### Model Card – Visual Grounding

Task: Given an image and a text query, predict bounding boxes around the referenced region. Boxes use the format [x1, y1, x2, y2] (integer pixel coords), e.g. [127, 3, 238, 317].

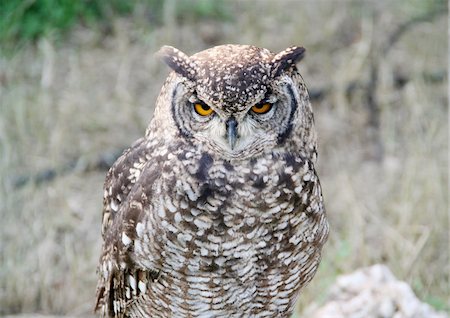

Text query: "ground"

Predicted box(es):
[0, 1, 448, 316]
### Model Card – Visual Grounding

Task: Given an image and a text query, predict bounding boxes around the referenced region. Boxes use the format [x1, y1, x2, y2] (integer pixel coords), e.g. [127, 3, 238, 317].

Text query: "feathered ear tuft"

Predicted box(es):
[271, 46, 305, 78]
[157, 46, 197, 81]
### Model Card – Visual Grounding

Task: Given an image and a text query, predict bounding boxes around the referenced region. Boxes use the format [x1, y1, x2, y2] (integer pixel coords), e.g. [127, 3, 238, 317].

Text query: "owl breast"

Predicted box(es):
[131, 142, 328, 317]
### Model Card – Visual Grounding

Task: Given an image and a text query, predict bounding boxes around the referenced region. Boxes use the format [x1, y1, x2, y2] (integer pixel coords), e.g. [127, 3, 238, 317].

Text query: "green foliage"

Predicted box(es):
[175, 0, 230, 22]
[424, 295, 449, 312]
[413, 280, 450, 312]
[0, 0, 229, 50]
[0, 0, 131, 44]
[407, 0, 447, 14]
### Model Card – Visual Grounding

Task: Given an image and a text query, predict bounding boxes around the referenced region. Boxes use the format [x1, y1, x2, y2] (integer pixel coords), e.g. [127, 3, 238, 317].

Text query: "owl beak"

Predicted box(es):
[226, 117, 238, 150]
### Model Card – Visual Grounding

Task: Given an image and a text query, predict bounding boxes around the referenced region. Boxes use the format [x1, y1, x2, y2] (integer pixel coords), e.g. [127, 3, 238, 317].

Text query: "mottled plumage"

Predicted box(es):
[95, 44, 329, 317]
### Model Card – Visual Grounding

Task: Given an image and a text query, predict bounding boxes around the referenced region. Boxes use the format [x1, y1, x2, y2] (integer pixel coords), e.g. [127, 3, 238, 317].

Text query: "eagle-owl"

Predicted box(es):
[95, 44, 329, 318]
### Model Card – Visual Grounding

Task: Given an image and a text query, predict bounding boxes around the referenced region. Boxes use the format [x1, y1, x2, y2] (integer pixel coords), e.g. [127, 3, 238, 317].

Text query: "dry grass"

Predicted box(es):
[0, 1, 448, 316]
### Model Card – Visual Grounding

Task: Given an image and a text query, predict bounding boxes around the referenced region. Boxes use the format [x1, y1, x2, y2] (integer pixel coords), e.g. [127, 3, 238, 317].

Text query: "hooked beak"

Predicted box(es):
[226, 117, 238, 150]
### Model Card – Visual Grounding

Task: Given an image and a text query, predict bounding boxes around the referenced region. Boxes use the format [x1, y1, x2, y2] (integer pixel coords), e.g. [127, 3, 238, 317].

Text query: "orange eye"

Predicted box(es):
[194, 102, 214, 116]
[251, 102, 272, 114]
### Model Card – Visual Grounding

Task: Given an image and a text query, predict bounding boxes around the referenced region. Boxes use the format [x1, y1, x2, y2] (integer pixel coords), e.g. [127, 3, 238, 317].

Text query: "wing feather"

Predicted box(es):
[95, 138, 161, 317]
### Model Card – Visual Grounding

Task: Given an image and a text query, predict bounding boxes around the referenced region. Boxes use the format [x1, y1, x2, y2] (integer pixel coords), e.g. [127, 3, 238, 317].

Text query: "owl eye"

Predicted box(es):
[251, 102, 272, 114]
[193, 102, 214, 116]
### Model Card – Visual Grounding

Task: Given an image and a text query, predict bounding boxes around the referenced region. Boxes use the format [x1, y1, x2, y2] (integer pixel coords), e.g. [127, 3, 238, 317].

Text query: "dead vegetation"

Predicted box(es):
[0, 1, 447, 316]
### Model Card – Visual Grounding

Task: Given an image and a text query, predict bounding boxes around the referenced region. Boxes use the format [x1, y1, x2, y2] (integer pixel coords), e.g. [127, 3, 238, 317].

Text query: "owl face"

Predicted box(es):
[158, 45, 310, 160]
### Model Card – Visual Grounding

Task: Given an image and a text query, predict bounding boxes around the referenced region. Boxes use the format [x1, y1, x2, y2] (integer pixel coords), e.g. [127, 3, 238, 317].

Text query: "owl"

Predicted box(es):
[95, 44, 329, 318]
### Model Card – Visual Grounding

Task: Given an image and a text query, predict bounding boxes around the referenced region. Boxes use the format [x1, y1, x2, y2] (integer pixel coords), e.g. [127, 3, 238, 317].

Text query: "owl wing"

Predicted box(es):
[95, 137, 161, 317]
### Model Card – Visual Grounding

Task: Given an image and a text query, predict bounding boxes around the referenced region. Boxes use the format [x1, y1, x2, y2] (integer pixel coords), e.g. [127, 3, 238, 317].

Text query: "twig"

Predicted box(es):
[382, 5, 446, 56]
[365, 4, 446, 161]
[11, 148, 125, 189]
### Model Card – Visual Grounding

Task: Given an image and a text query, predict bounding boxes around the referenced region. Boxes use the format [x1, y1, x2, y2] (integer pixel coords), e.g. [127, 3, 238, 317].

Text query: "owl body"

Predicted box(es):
[96, 45, 328, 317]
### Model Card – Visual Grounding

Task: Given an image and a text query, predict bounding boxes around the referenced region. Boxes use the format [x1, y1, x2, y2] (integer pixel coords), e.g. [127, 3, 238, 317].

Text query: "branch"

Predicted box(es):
[364, 4, 446, 161]
[11, 148, 125, 189]
[382, 5, 446, 56]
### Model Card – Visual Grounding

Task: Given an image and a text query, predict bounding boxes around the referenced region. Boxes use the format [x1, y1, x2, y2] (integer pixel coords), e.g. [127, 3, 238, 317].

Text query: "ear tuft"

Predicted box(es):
[157, 46, 197, 81]
[271, 46, 305, 78]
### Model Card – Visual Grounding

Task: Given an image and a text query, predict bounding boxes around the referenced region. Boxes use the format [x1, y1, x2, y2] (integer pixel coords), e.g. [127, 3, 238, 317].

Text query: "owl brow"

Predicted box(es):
[188, 95, 209, 108]
[255, 98, 270, 106]
[188, 95, 199, 103]
[257, 90, 276, 105]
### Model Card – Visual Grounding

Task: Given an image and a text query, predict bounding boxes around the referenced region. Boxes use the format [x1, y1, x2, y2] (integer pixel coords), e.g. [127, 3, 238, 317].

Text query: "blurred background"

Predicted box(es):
[0, 0, 448, 317]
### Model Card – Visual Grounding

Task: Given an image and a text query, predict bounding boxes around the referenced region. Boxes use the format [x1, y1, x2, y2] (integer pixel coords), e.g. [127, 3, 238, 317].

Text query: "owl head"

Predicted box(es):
[153, 44, 317, 161]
